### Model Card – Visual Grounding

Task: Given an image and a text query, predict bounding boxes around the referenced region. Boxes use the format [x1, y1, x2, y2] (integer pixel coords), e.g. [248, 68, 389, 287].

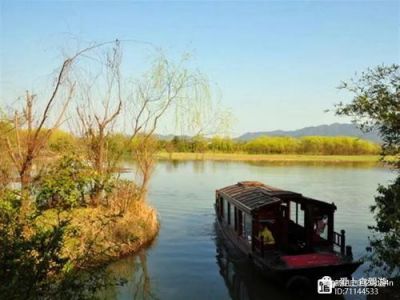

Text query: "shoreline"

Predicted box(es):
[156, 152, 384, 163]
[59, 202, 160, 269]
[112, 204, 160, 264]
[116, 208, 160, 259]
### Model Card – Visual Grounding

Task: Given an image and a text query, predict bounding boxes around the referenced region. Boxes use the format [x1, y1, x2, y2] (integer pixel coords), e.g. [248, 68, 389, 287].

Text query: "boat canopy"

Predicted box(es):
[217, 181, 336, 214]
[217, 181, 282, 214]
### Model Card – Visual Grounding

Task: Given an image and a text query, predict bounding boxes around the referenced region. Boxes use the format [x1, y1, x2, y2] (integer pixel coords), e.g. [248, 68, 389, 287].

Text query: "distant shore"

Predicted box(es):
[156, 152, 386, 163]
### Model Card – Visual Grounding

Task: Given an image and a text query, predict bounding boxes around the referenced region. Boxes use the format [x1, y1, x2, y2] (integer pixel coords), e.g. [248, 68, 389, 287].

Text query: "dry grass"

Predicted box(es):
[64, 201, 159, 268]
[36, 194, 159, 269]
[156, 152, 385, 163]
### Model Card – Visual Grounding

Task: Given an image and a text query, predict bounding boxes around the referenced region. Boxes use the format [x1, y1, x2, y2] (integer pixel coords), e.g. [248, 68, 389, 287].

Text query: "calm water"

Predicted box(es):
[106, 160, 395, 300]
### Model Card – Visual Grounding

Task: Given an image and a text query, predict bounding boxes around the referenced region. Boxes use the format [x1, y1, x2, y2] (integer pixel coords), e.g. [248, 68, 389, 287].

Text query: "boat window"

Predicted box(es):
[237, 209, 243, 235]
[228, 202, 231, 224]
[234, 207, 237, 231]
[219, 197, 224, 217]
[223, 198, 229, 223]
[229, 204, 235, 228]
[290, 201, 304, 226]
[243, 213, 252, 243]
[313, 214, 328, 241]
[217, 196, 223, 218]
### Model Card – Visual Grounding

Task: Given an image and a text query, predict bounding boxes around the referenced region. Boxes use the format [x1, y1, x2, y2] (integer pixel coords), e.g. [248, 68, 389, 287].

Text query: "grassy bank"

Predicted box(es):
[0, 154, 161, 298]
[156, 152, 384, 163]
[37, 201, 159, 267]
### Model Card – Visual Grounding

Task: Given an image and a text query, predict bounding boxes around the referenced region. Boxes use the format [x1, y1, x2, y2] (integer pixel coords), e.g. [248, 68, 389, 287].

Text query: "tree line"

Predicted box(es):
[40, 130, 381, 156]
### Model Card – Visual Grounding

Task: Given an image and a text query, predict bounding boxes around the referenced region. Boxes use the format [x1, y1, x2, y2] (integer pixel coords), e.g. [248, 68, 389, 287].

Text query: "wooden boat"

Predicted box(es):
[215, 181, 362, 290]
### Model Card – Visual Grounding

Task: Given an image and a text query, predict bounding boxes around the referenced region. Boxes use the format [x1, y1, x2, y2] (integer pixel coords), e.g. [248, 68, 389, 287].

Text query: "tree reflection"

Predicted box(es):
[105, 251, 158, 300]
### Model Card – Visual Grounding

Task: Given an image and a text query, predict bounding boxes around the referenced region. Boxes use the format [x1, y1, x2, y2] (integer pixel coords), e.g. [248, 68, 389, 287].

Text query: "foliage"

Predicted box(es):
[159, 135, 380, 155]
[35, 156, 95, 210]
[107, 133, 130, 158]
[367, 177, 400, 277]
[336, 64, 400, 162]
[244, 136, 300, 154]
[48, 130, 78, 154]
[209, 136, 235, 153]
[336, 64, 400, 278]
[0, 188, 115, 299]
[0, 42, 227, 298]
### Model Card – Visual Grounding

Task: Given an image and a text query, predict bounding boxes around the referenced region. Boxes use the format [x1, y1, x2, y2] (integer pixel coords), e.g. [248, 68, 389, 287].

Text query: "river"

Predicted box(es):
[105, 160, 395, 300]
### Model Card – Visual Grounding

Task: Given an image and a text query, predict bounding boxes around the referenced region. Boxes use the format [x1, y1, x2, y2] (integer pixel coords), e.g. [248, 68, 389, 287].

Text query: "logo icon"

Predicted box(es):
[318, 276, 334, 294]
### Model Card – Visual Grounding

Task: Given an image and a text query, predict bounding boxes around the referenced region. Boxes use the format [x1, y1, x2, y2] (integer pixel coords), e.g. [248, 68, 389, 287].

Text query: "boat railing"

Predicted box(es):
[253, 236, 275, 257]
[333, 229, 346, 255]
[252, 236, 263, 256]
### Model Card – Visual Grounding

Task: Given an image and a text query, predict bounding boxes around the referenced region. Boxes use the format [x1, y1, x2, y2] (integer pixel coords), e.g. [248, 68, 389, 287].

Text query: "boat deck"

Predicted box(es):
[281, 252, 341, 268]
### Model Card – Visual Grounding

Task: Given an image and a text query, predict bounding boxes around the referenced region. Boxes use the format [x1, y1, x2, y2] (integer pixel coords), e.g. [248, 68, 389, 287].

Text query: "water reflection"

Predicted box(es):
[108, 160, 393, 300]
[241, 160, 382, 169]
[214, 223, 291, 300]
[160, 159, 384, 169]
[107, 251, 158, 300]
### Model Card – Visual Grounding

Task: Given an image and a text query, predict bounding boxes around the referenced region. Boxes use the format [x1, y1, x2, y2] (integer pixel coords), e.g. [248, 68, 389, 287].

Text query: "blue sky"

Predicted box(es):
[1, 0, 399, 136]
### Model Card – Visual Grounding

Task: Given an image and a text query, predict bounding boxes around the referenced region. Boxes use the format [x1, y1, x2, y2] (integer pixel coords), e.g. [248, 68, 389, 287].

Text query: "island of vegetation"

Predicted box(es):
[0, 41, 228, 299]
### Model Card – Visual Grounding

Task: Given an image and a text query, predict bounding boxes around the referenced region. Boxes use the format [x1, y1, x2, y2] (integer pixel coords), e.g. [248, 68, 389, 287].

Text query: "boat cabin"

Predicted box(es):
[215, 181, 347, 256]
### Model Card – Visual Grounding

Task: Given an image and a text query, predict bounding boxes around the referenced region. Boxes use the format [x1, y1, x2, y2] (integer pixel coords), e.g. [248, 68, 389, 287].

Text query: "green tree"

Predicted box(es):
[34, 156, 95, 210]
[336, 64, 400, 277]
[0, 188, 114, 299]
[191, 135, 208, 153]
[336, 64, 399, 162]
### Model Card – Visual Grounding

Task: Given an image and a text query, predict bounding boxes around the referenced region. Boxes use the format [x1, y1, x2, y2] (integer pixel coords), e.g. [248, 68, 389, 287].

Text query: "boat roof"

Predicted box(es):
[217, 181, 283, 214]
[217, 181, 336, 214]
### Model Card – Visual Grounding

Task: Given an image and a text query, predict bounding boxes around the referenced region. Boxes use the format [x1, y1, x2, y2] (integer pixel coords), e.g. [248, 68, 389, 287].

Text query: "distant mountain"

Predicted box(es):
[237, 123, 381, 142]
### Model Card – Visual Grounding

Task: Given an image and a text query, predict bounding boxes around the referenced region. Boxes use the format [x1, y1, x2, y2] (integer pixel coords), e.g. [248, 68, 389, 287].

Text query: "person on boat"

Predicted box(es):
[315, 215, 328, 235]
[258, 223, 275, 245]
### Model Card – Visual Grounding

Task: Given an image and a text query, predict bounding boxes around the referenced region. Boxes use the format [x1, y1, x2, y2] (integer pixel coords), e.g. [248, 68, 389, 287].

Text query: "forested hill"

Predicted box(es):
[238, 123, 381, 142]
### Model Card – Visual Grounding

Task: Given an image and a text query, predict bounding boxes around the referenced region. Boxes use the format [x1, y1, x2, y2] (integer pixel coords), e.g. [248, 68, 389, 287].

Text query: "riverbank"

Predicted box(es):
[156, 152, 383, 163]
[37, 200, 159, 268]
[73, 202, 159, 266]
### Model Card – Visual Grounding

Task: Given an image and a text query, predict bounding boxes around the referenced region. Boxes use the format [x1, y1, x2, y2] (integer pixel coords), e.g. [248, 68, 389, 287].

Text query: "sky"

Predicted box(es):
[1, 0, 399, 136]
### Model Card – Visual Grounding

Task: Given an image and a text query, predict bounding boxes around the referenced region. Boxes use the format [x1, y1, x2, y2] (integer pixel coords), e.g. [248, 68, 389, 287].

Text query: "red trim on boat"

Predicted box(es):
[281, 253, 341, 268]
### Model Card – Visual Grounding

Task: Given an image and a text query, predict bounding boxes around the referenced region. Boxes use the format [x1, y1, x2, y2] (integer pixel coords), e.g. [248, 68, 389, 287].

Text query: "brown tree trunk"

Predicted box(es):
[19, 156, 33, 191]
[91, 128, 106, 206]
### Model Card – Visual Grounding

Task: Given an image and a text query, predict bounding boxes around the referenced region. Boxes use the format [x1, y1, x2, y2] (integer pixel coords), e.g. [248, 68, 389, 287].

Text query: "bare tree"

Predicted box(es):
[5, 79, 75, 191]
[73, 42, 124, 205]
[76, 42, 123, 173]
[3, 40, 122, 193]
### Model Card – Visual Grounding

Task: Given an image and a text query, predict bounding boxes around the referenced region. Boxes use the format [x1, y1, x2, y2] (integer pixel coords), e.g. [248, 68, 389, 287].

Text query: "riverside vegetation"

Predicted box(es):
[0, 41, 229, 299]
[43, 130, 382, 159]
[335, 64, 400, 295]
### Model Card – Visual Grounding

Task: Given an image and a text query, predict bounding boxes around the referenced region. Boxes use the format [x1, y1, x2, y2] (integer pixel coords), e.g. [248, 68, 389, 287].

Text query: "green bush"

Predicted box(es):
[0, 188, 69, 299]
[35, 156, 95, 210]
[244, 136, 300, 154]
[48, 130, 78, 154]
[0, 188, 116, 299]
[243, 136, 380, 155]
